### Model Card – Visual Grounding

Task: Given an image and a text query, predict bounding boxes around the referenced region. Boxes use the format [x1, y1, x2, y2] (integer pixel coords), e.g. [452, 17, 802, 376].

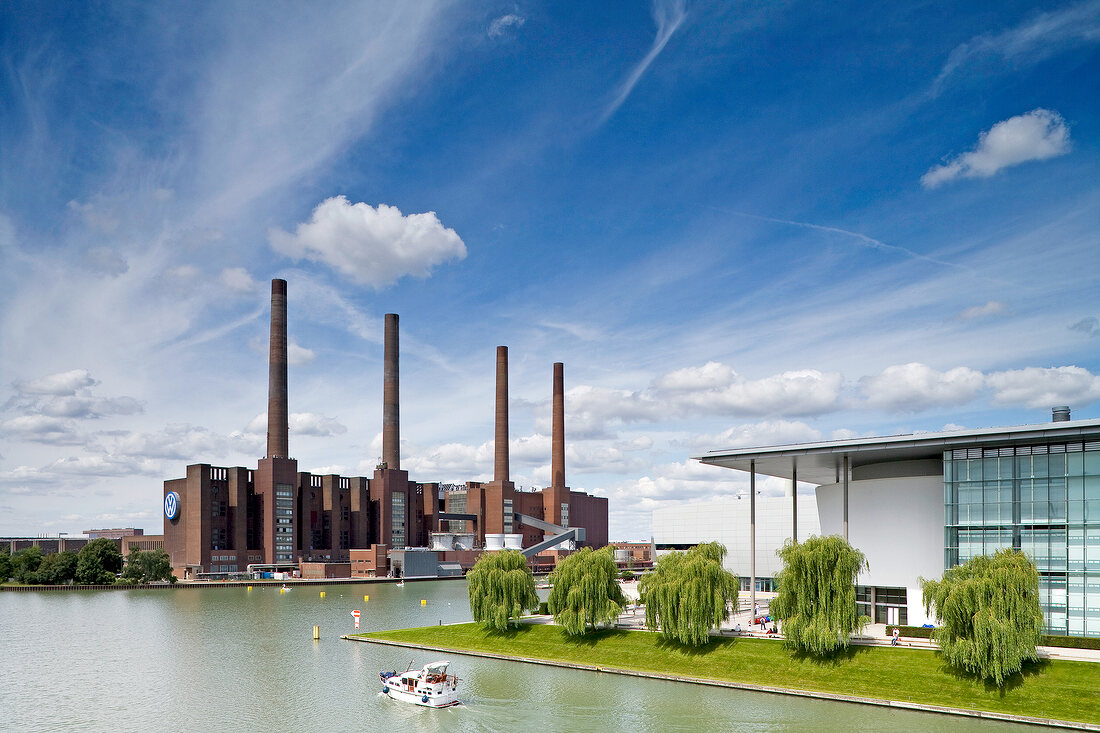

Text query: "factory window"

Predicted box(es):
[341, 507, 350, 521]
[391, 492, 406, 548]
[560, 503, 569, 528]
[447, 492, 467, 533]
[311, 530, 322, 549]
[503, 498, 513, 533]
[340, 530, 349, 549]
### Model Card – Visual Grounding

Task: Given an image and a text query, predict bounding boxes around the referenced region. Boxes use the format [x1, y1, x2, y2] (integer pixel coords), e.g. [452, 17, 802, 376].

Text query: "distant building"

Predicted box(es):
[653, 494, 820, 591]
[2, 536, 91, 555]
[85, 528, 143, 540]
[163, 280, 607, 579]
[610, 541, 653, 567]
[120, 535, 164, 556]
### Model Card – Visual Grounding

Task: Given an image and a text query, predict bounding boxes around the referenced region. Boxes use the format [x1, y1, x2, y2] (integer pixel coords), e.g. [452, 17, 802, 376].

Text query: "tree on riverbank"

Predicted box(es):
[11, 545, 44, 583]
[921, 548, 1043, 686]
[467, 549, 539, 631]
[771, 535, 869, 656]
[75, 538, 124, 584]
[0, 548, 10, 583]
[639, 541, 738, 646]
[547, 546, 626, 635]
[35, 550, 78, 584]
[121, 549, 176, 584]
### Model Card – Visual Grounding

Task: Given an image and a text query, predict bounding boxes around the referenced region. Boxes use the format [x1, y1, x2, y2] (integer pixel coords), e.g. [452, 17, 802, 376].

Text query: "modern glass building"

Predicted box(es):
[944, 440, 1100, 636]
[697, 410, 1100, 636]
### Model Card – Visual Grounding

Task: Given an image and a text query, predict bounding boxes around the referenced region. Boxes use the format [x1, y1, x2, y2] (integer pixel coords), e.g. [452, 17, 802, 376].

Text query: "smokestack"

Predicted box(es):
[1053, 406, 1071, 422]
[552, 362, 565, 489]
[266, 279, 289, 459]
[382, 314, 400, 470]
[494, 346, 509, 482]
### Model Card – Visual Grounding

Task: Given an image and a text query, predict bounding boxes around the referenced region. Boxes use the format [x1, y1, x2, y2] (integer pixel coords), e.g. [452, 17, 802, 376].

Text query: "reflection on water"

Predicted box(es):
[1, 581, 1032, 732]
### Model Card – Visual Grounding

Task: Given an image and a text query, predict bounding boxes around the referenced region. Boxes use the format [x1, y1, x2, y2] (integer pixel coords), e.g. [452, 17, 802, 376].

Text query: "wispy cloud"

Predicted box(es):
[922, 109, 1071, 188]
[598, 0, 687, 125]
[713, 208, 978, 275]
[957, 301, 1008, 320]
[488, 13, 525, 39]
[930, 0, 1100, 97]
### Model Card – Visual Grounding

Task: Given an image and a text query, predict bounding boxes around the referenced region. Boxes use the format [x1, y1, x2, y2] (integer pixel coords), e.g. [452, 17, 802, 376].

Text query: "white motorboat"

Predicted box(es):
[380, 661, 459, 708]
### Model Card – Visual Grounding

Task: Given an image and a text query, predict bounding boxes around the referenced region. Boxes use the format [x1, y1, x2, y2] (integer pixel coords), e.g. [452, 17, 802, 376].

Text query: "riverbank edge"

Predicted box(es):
[0, 576, 462, 592]
[344, 634, 1098, 731]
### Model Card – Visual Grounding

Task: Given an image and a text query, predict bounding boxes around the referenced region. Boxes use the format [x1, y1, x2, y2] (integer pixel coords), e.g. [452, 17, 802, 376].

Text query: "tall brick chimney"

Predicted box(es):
[494, 346, 509, 482]
[383, 313, 400, 470]
[552, 362, 565, 489]
[266, 279, 289, 459]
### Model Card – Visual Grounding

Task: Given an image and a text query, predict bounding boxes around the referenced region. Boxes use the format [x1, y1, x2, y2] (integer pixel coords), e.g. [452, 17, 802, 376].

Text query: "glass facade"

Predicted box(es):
[391, 492, 406, 548]
[944, 441, 1100, 636]
[274, 484, 295, 561]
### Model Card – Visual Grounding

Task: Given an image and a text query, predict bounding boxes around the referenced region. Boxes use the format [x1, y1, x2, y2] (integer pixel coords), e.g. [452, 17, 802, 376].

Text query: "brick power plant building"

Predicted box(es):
[163, 279, 607, 579]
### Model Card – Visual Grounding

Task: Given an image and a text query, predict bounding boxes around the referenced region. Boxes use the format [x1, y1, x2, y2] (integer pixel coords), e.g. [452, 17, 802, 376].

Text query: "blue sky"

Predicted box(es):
[1, 1, 1098, 540]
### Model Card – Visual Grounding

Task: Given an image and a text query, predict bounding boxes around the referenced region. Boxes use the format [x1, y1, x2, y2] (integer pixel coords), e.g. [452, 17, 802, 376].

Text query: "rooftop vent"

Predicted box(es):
[1052, 406, 1071, 422]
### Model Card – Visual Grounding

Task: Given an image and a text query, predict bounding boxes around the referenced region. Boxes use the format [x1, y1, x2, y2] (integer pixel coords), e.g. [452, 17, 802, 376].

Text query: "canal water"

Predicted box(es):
[1, 580, 1031, 732]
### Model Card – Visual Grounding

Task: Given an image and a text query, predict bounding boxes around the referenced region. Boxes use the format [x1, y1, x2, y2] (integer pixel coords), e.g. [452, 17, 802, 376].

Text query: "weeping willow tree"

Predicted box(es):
[467, 549, 540, 632]
[921, 548, 1043, 686]
[639, 541, 738, 647]
[547, 546, 627, 635]
[771, 535, 869, 656]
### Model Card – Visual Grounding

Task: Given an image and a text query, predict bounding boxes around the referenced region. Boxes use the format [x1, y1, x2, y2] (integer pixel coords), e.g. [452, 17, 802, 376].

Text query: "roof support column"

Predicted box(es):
[843, 454, 849, 541]
[750, 459, 756, 626]
[791, 460, 797, 544]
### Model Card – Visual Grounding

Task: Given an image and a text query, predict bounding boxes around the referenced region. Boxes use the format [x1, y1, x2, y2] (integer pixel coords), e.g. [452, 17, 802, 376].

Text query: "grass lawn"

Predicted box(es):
[357, 623, 1100, 726]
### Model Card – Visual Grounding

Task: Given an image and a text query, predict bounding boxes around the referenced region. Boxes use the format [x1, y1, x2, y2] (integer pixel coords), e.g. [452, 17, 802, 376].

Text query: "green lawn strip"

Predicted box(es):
[357, 623, 1100, 725]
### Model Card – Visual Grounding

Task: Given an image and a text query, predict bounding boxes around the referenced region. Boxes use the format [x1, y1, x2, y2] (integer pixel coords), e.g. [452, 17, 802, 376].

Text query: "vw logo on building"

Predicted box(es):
[164, 491, 181, 521]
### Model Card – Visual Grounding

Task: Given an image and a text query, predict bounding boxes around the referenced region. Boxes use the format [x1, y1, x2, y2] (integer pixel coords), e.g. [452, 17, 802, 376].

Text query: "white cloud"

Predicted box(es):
[287, 340, 316, 366]
[655, 363, 845, 417]
[921, 109, 1071, 188]
[15, 369, 97, 396]
[987, 366, 1100, 408]
[241, 412, 348, 438]
[219, 267, 257, 293]
[613, 436, 653, 452]
[109, 424, 231, 461]
[289, 413, 347, 437]
[404, 440, 493, 479]
[861, 363, 985, 411]
[1, 415, 85, 445]
[44, 455, 161, 477]
[488, 13, 525, 38]
[269, 196, 467, 287]
[957, 300, 1008, 320]
[37, 395, 142, 419]
[689, 420, 823, 452]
